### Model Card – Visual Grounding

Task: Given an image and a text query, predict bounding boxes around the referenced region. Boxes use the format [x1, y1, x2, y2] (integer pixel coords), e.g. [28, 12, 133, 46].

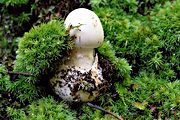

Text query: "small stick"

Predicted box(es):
[87, 102, 123, 120]
[8, 71, 34, 76]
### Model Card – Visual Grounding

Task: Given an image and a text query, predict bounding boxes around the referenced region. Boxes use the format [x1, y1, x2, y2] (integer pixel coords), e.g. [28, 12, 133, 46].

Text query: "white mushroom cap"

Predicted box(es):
[64, 8, 104, 48]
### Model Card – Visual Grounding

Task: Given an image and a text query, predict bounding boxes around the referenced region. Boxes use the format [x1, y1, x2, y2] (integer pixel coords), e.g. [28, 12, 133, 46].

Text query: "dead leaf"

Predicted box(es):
[133, 101, 148, 110]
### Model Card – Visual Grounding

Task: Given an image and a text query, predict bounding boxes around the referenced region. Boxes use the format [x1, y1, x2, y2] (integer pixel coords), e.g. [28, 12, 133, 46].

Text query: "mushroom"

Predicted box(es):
[64, 8, 104, 71]
[50, 8, 108, 102]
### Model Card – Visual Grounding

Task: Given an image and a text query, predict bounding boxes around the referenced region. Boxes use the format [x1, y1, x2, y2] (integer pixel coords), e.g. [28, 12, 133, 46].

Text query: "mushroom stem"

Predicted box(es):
[65, 48, 95, 71]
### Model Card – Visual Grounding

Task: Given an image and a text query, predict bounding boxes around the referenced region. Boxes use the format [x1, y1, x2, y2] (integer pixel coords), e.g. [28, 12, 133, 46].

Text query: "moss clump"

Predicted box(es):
[11, 20, 72, 103]
[7, 96, 76, 120]
[98, 41, 131, 80]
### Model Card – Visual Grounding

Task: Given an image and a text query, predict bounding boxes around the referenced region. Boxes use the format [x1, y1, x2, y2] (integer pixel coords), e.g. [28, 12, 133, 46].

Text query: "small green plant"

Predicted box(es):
[0, 64, 11, 93]
[90, 0, 138, 13]
[0, 0, 29, 6]
[7, 96, 76, 120]
[0, 64, 13, 119]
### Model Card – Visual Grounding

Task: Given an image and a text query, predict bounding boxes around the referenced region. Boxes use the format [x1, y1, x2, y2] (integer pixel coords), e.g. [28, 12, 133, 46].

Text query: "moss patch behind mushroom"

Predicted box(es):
[93, 1, 179, 80]
[10, 20, 73, 103]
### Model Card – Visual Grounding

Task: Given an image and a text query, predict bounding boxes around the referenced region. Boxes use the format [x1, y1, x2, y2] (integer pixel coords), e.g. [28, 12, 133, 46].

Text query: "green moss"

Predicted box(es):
[91, 0, 170, 15]
[0, 0, 29, 6]
[7, 96, 76, 120]
[93, 0, 179, 80]
[113, 72, 180, 119]
[14, 20, 71, 75]
[11, 20, 72, 103]
[0, 64, 11, 92]
[88, 0, 180, 119]
[79, 104, 118, 120]
[98, 41, 131, 79]
[0, 64, 12, 119]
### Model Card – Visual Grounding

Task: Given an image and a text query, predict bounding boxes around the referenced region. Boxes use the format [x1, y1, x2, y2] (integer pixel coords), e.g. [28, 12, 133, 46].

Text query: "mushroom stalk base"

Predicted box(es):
[65, 48, 95, 72]
[50, 48, 109, 102]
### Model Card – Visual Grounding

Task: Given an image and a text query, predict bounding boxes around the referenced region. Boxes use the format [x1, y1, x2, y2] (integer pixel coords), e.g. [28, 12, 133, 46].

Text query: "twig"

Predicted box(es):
[8, 71, 34, 76]
[87, 102, 123, 120]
